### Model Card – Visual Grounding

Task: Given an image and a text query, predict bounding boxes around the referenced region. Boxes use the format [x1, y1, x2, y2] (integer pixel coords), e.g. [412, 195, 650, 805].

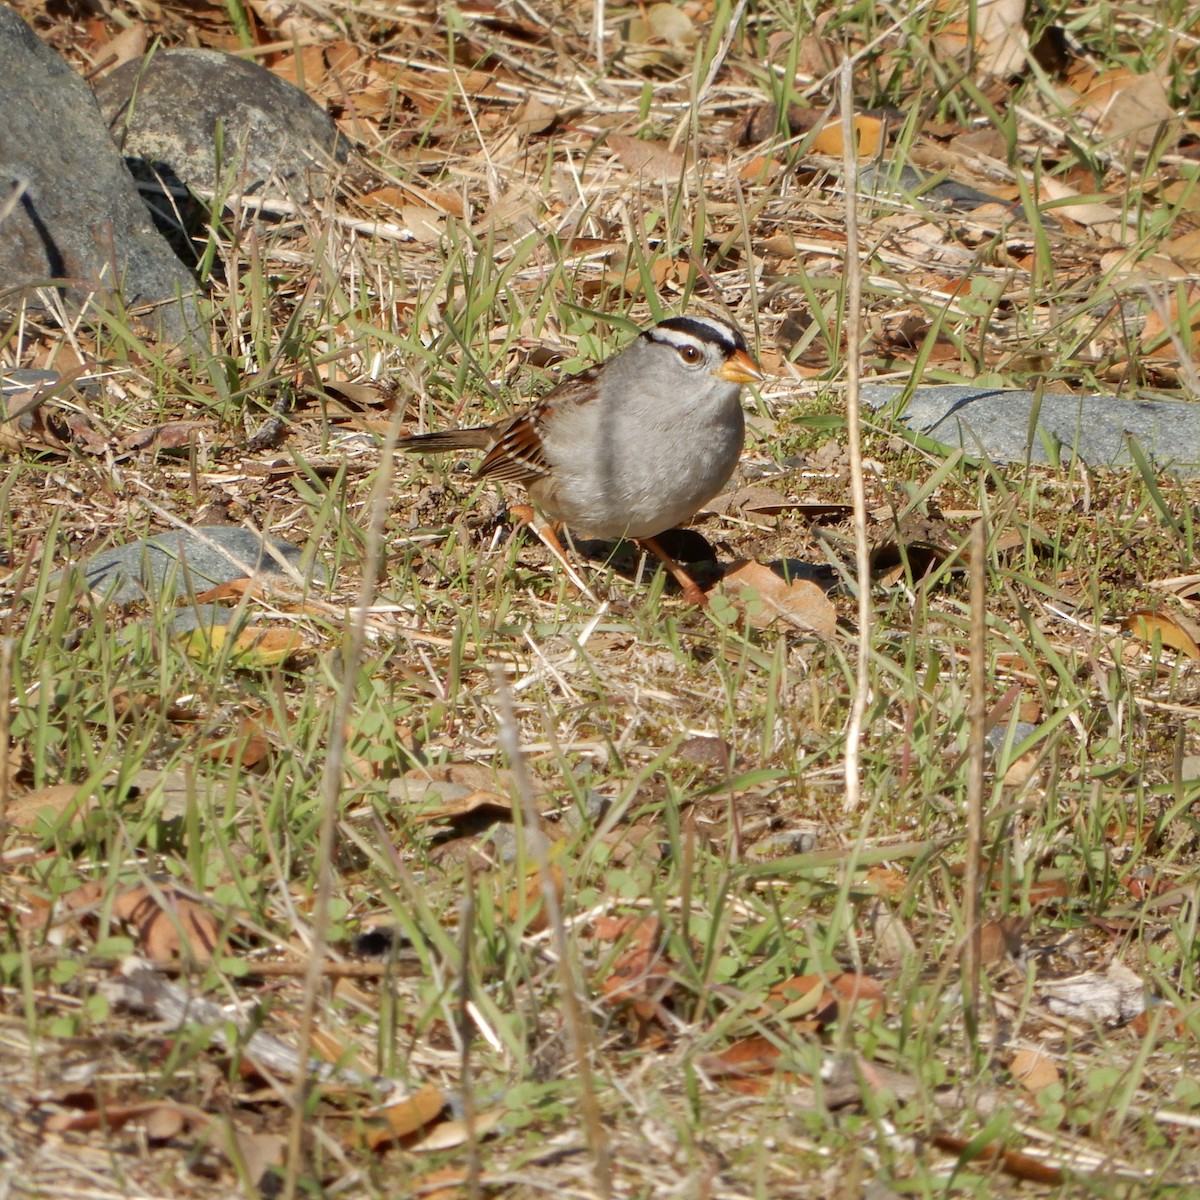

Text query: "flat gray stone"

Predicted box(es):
[863, 384, 1200, 475]
[0, 7, 202, 342]
[94, 48, 349, 204]
[74, 526, 326, 607]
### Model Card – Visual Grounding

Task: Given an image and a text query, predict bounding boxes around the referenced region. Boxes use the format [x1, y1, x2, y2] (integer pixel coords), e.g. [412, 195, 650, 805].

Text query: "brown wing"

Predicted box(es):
[478, 413, 550, 483]
[476, 368, 602, 484]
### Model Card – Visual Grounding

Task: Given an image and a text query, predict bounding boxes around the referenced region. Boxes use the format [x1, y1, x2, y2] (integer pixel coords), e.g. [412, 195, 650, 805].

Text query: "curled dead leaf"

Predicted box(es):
[717, 560, 837, 635]
[1010, 1047, 1059, 1093]
[1123, 608, 1200, 660]
[608, 134, 686, 183]
[112, 884, 224, 963]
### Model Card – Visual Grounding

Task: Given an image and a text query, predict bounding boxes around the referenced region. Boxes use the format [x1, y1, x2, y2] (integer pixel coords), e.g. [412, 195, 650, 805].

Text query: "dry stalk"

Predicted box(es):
[280, 392, 407, 1200]
[839, 62, 872, 815]
[963, 517, 987, 1044]
[491, 667, 613, 1200]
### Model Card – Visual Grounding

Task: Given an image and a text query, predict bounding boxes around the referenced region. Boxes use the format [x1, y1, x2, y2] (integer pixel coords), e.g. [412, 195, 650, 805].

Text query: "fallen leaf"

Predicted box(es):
[410, 789, 514, 826]
[112, 884, 224, 963]
[408, 1107, 506, 1152]
[869, 902, 916, 966]
[90, 22, 148, 77]
[609, 134, 686, 183]
[1034, 174, 1133, 241]
[717, 560, 837, 635]
[503, 863, 564, 933]
[1011, 1047, 1059, 1093]
[621, 1, 696, 70]
[596, 913, 674, 1036]
[4, 782, 90, 830]
[179, 622, 309, 668]
[365, 1082, 447, 1149]
[805, 115, 884, 158]
[932, 1132, 1063, 1185]
[1073, 65, 1178, 148]
[1123, 609, 1200, 660]
[870, 540, 952, 586]
[700, 1034, 795, 1086]
[973, 0, 1029, 79]
[979, 916, 1028, 964]
[765, 972, 886, 1024]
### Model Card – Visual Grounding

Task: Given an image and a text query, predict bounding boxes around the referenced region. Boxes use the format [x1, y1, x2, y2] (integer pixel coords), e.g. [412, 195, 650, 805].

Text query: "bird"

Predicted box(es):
[400, 313, 763, 605]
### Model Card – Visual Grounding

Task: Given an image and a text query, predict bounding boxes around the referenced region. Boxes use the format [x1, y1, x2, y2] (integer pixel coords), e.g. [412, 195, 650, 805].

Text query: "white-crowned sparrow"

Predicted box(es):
[401, 314, 763, 603]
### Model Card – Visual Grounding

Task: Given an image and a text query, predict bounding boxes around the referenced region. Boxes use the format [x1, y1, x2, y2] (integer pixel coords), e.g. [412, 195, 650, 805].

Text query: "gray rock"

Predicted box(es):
[94, 48, 349, 206]
[0, 7, 201, 342]
[864, 384, 1200, 475]
[165, 602, 243, 635]
[860, 161, 1006, 212]
[73, 526, 326, 607]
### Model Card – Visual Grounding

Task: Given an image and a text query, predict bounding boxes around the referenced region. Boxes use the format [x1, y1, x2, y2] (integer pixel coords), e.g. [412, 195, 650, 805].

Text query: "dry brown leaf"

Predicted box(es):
[608, 134, 686, 183]
[1025, 874, 1070, 906]
[700, 1034, 797, 1086]
[370, 1083, 447, 1145]
[869, 902, 916, 966]
[596, 913, 673, 1034]
[1123, 608, 1200, 659]
[411, 788, 514, 825]
[510, 95, 560, 134]
[405, 1168, 473, 1200]
[1137, 287, 1200, 365]
[932, 1132, 1063, 1184]
[934, 0, 1028, 81]
[503, 863, 564, 933]
[90, 22, 148, 77]
[4, 782, 90, 830]
[622, 1, 696, 70]
[1074, 65, 1178, 148]
[202, 717, 273, 770]
[1011, 1047, 1059, 1093]
[400, 205, 446, 244]
[584, 253, 684, 299]
[1165, 227, 1200, 270]
[1098, 251, 1186, 282]
[718, 560, 837, 635]
[973, 0, 1029, 79]
[47, 1100, 195, 1137]
[766, 972, 886, 1024]
[864, 866, 908, 899]
[870, 540, 952, 586]
[112, 884, 224, 963]
[806, 115, 884, 158]
[1034, 175, 1133, 241]
[247, 0, 340, 42]
[408, 1107, 506, 1153]
[706, 487, 850, 521]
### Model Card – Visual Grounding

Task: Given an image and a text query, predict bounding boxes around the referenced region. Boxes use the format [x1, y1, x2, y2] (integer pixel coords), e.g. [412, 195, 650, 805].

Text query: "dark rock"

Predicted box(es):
[94, 48, 349, 208]
[0, 7, 202, 342]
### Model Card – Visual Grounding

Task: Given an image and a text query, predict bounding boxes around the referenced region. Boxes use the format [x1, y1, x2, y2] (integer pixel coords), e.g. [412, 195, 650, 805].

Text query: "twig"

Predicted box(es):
[962, 518, 987, 1050]
[490, 668, 612, 1200]
[280, 370, 407, 1200]
[839, 64, 872, 813]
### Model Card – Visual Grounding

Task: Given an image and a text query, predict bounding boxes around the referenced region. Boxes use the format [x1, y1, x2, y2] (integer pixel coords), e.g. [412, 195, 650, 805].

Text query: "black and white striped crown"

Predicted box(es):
[646, 315, 747, 358]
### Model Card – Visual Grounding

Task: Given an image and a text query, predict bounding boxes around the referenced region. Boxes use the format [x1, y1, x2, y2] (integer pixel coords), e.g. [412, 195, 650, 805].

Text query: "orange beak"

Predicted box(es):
[715, 347, 765, 384]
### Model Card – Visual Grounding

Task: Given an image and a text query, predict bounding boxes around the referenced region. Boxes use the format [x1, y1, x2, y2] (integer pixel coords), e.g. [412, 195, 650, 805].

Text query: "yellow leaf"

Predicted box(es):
[1124, 609, 1200, 659]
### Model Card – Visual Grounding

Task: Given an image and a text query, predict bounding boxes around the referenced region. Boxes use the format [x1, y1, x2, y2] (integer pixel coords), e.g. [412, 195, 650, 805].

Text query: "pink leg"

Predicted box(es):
[509, 504, 600, 603]
[637, 536, 710, 608]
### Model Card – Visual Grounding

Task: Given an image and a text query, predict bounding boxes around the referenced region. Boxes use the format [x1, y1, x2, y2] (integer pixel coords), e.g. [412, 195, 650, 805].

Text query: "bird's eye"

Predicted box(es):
[677, 344, 703, 365]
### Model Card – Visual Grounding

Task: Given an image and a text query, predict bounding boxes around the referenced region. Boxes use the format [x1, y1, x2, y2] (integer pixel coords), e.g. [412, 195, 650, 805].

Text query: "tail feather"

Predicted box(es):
[399, 427, 493, 454]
